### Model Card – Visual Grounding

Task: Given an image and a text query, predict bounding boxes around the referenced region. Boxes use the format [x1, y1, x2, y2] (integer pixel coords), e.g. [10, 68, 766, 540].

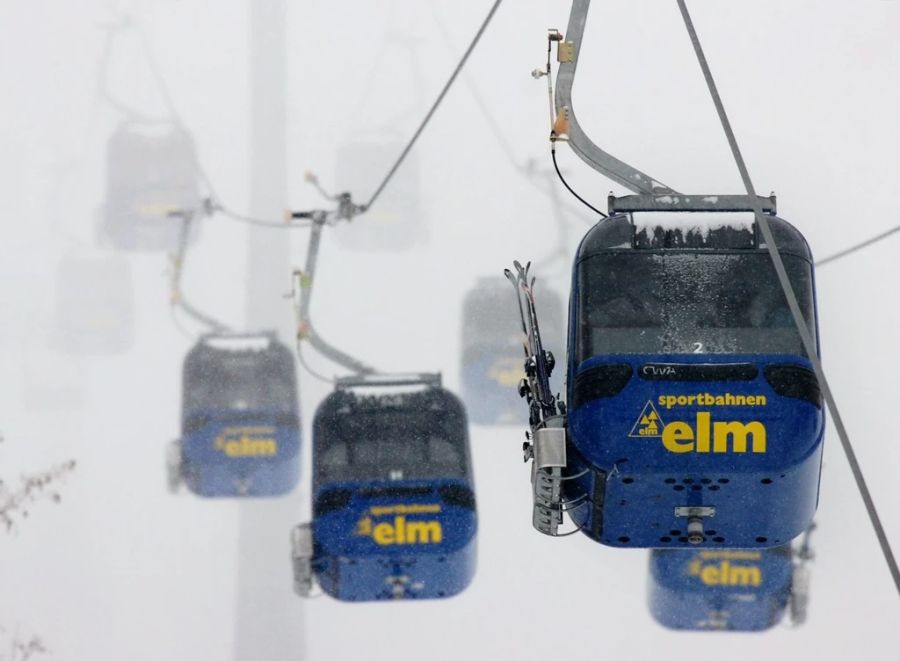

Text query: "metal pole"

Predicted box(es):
[235, 1, 304, 659]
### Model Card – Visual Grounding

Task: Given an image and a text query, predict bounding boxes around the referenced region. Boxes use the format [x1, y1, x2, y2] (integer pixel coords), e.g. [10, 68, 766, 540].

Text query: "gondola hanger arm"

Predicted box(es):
[289, 195, 375, 376]
[552, 0, 677, 195]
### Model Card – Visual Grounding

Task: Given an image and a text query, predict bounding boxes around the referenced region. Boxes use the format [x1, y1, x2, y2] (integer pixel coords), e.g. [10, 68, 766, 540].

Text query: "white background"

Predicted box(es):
[0, 1, 898, 659]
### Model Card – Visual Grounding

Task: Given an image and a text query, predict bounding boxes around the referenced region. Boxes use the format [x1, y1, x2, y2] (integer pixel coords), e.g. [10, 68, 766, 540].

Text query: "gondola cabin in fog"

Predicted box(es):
[100, 121, 202, 252]
[559, 196, 823, 548]
[461, 276, 564, 424]
[291, 375, 477, 601]
[168, 333, 300, 497]
[50, 253, 134, 355]
[648, 539, 810, 631]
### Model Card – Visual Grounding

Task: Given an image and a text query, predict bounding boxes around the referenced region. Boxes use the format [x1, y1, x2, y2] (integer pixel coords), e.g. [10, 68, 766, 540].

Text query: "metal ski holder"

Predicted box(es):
[294, 211, 375, 375]
[506, 261, 568, 536]
[531, 418, 567, 535]
[290, 523, 315, 598]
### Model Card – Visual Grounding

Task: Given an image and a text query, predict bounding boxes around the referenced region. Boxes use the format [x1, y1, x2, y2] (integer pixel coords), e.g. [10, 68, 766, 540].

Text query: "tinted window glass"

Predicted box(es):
[577, 252, 815, 360]
[316, 396, 469, 484]
[184, 352, 296, 414]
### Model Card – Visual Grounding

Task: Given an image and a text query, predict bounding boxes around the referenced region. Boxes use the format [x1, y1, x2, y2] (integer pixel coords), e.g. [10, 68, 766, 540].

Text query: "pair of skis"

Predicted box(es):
[504, 261, 561, 426]
[505, 261, 568, 536]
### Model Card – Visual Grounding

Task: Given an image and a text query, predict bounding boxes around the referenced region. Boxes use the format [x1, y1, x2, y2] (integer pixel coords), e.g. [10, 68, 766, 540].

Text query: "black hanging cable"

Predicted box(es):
[816, 224, 900, 267]
[551, 146, 607, 218]
[676, 0, 900, 597]
[363, 0, 504, 213]
[427, 3, 595, 226]
[296, 343, 337, 385]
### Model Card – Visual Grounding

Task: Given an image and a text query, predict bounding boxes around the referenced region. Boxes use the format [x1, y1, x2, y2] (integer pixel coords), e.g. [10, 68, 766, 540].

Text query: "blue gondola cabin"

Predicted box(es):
[171, 333, 300, 497]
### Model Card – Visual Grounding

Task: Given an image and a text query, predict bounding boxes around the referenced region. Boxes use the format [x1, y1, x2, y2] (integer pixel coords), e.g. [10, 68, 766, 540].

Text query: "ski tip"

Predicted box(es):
[512, 259, 524, 271]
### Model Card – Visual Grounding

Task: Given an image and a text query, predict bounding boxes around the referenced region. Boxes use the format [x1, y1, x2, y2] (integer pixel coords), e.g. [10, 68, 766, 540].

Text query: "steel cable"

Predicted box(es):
[676, 0, 900, 597]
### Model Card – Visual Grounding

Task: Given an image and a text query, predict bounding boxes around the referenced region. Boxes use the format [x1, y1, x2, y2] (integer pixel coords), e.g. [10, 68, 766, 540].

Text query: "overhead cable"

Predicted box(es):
[364, 0, 504, 213]
[676, 0, 900, 597]
[816, 224, 900, 267]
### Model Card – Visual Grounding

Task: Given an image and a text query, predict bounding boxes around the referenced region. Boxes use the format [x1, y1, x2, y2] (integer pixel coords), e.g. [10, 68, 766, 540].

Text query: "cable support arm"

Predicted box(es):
[292, 212, 375, 375]
[552, 0, 676, 195]
[168, 207, 232, 333]
[363, 0, 504, 213]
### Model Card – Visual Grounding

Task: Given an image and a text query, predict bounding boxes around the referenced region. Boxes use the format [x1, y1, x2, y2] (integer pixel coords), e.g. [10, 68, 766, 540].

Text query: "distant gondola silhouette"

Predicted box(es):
[50, 253, 134, 355]
[100, 121, 201, 252]
[168, 333, 300, 497]
[648, 525, 814, 630]
[461, 276, 563, 424]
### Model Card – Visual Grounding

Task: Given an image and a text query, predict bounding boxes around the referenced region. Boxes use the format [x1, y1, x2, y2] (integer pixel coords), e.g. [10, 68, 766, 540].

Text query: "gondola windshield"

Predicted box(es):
[315, 392, 469, 485]
[577, 251, 816, 359]
[183, 346, 296, 415]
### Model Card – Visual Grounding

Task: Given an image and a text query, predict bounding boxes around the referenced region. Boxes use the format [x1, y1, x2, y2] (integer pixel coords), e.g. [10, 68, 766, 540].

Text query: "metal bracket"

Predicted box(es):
[166, 440, 182, 493]
[533, 427, 566, 471]
[675, 506, 715, 544]
[554, 0, 676, 194]
[532, 466, 563, 535]
[675, 506, 716, 518]
[335, 372, 442, 390]
[609, 193, 777, 215]
[290, 524, 315, 598]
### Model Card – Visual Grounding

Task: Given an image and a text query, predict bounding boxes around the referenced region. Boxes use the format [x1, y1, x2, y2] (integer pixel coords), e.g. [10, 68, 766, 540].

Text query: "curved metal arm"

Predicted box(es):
[296, 220, 374, 375]
[554, 0, 676, 195]
[170, 213, 231, 332]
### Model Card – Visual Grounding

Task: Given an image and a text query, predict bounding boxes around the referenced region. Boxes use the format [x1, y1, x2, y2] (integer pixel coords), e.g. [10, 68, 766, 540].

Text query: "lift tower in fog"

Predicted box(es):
[236, 2, 304, 659]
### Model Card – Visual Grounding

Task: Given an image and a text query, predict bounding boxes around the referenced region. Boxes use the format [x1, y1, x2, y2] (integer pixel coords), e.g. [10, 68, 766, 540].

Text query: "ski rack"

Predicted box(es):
[505, 261, 569, 536]
[291, 197, 376, 375]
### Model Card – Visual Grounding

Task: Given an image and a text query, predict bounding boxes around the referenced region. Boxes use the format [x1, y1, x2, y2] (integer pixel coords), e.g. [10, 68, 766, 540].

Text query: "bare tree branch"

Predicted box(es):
[0, 460, 76, 534]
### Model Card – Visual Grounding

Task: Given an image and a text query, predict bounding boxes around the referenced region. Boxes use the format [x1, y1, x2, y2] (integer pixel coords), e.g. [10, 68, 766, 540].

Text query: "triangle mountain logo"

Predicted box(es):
[629, 400, 665, 438]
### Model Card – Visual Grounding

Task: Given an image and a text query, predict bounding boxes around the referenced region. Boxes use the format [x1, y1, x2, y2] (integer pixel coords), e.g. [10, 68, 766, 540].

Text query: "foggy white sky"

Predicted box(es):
[0, 1, 898, 659]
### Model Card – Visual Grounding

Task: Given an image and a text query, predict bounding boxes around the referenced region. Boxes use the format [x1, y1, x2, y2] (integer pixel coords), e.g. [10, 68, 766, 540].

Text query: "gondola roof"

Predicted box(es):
[576, 214, 813, 262]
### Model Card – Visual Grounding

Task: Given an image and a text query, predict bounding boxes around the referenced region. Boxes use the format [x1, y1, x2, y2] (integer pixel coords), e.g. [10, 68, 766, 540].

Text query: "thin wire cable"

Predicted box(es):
[132, 18, 291, 229]
[427, 4, 594, 226]
[551, 147, 607, 218]
[296, 342, 337, 385]
[676, 0, 900, 597]
[169, 305, 200, 342]
[816, 224, 900, 267]
[364, 0, 504, 212]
